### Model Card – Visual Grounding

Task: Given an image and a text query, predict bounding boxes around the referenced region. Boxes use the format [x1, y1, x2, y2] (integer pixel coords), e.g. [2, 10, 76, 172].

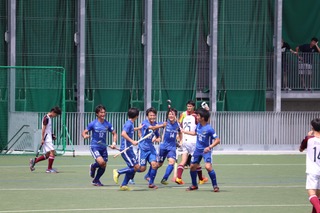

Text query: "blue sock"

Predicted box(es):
[148, 168, 157, 185]
[208, 170, 218, 187]
[94, 167, 105, 181]
[92, 162, 99, 169]
[121, 171, 133, 186]
[190, 170, 197, 186]
[144, 167, 152, 180]
[163, 164, 174, 180]
[118, 167, 134, 175]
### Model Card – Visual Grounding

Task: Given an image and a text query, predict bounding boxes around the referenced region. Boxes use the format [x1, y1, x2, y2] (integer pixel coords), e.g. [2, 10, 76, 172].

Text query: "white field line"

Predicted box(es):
[0, 163, 305, 168]
[0, 204, 310, 213]
[0, 184, 305, 191]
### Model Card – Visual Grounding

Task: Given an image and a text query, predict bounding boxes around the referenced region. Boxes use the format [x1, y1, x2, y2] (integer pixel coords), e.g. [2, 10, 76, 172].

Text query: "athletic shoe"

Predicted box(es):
[29, 159, 35, 171]
[113, 169, 120, 184]
[161, 178, 169, 185]
[120, 185, 131, 191]
[199, 176, 208, 185]
[128, 179, 135, 185]
[186, 185, 198, 191]
[89, 164, 96, 178]
[213, 186, 220, 192]
[46, 169, 59, 173]
[148, 184, 158, 189]
[175, 177, 185, 185]
[92, 179, 104, 186]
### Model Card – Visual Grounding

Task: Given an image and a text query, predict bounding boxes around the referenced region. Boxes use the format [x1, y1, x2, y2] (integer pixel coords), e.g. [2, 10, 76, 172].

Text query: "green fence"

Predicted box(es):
[0, 66, 73, 155]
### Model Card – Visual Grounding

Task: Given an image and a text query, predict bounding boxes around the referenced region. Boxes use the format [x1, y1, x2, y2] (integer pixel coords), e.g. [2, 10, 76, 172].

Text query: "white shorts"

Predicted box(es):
[42, 141, 54, 153]
[181, 142, 196, 155]
[306, 173, 320, 189]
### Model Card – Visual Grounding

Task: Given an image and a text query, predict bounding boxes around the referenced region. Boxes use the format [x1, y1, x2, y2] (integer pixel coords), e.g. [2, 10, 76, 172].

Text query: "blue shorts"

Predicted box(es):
[90, 146, 108, 162]
[121, 148, 138, 167]
[191, 149, 212, 165]
[158, 148, 176, 163]
[137, 148, 157, 167]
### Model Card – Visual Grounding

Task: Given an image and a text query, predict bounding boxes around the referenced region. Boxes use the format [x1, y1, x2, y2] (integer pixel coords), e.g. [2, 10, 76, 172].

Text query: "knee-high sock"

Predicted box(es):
[312, 198, 320, 213]
[208, 170, 218, 187]
[144, 166, 152, 180]
[177, 164, 184, 179]
[35, 155, 46, 164]
[163, 164, 174, 180]
[190, 170, 197, 186]
[48, 156, 55, 170]
[121, 170, 134, 186]
[94, 167, 105, 181]
[310, 195, 320, 213]
[148, 168, 158, 185]
[92, 162, 99, 169]
[197, 166, 203, 180]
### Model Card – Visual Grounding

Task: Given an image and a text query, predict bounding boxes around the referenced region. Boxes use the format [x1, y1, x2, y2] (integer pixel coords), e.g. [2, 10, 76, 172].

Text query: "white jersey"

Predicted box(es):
[42, 114, 53, 142]
[306, 137, 320, 175]
[181, 113, 197, 144]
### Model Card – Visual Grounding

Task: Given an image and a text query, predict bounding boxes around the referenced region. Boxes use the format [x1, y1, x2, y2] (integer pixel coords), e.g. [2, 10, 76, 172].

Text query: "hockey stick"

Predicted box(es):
[32, 134, 47, 168]
[97, 141, 120, 151]
[113, 130, 154, 158]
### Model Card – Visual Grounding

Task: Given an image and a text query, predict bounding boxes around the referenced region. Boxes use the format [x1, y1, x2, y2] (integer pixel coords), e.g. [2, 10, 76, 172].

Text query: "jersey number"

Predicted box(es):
[313, 147, 320, 162]
[183, 122, 191, 131]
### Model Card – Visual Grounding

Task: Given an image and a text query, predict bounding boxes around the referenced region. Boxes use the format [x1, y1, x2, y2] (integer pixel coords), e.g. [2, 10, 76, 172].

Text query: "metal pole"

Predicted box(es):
[7, 0, 16, 112]
[209, 0, 218, 112]
[273, 0, 282, 112]
[143, 0, 152, 111]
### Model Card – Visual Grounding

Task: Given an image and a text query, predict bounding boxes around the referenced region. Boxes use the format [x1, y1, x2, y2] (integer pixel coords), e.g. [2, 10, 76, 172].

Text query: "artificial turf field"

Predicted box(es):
[0, 154, 311, 213]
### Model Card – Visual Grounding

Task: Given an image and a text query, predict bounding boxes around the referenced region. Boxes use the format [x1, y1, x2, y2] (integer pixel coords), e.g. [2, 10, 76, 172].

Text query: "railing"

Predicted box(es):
[61, 111, 320, 151]
[267, 52, 320, 91]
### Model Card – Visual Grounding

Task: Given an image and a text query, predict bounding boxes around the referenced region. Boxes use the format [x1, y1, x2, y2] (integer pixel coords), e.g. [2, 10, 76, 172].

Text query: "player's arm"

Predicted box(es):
[121, 130, 138, 146]
[300, 135, 314, 152]
[177, 130, 183, 147]
[109, 130, 118, 149]
[134, 124, 144, 131]
[81, 129, 90, 139]
[204, 137, 221, 153]
[41, 117, 49, 145]
[181, 128, 196, 136]
[148, 122, 166, 131]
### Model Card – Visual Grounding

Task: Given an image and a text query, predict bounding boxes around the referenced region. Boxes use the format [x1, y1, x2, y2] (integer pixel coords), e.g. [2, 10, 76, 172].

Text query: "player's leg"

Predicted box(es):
[91, 149, 107, 186]
[161, 149, 176, 184]
[147, 151, 159, 189]
[46, 149, 57, 173]
[203, 152, 219, 192]
[308, 175, 320, 213]
[186, 152, 202, 191]
[114, 150, 137, 184]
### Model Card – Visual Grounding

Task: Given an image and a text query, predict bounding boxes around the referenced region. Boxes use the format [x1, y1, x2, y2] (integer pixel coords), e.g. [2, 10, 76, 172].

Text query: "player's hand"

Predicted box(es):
[204, 147, 211, 153]
[109, 142, 117, 149]
[83, 134, 90, 139]
[132, 140, 138, 146]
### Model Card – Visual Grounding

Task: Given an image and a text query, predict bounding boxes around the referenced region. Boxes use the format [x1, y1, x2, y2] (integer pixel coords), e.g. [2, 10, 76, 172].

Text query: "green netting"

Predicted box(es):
[0, 66, 73, 155]
[16, 0, 77, 111]
[1, 0, 319, 113]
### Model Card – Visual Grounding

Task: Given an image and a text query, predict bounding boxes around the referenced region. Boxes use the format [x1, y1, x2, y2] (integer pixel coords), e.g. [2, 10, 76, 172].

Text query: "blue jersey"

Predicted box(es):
[138, 119, 160, 151]
[160, 120, 180, 150]
[195, 123, 218, 152]
[86, 119, 114, 148]
[120, 120, 134, 151]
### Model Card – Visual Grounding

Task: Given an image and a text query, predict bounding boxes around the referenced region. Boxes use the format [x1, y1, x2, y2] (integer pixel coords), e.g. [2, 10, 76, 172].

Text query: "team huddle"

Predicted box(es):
[29, 100, 221, 192]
